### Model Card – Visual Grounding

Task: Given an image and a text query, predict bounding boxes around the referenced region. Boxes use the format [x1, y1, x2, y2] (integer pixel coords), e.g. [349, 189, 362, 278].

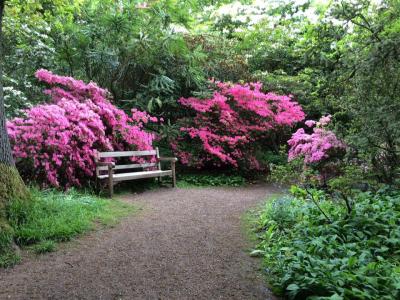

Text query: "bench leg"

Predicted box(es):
[108, 178, 114, 198]
[108, 165, 114, 198]
[172, 162, 176, 188]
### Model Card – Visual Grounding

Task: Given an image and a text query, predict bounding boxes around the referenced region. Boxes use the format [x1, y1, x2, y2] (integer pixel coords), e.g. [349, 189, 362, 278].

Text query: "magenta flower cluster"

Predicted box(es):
[288, 115, 346, 164]
[172, 81, 305, 171]
[7, 69, 157, 187]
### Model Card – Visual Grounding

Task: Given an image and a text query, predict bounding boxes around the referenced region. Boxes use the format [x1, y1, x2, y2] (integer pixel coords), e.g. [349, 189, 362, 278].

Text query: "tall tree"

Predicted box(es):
[0, 0, 29, 255]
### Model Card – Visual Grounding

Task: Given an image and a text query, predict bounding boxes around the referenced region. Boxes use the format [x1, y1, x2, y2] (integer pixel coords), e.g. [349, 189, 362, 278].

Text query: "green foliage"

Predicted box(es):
[0, 251, 20, 268]
[177, 173, 246, 187]
[0, 188, 134, 267]
[8, 188, 134, 244]
[50, 0, 209, 122]
[268, 160, 303, 187]
[267, 147, 303, 186]
[3, 0, 400, 184]
[253, 189, 400, 299]
[234, 0, 400, 184]
[325, 0, 400, 184]
[2, 0, 68, 117]
[327, 164, 381, 195]
[0, 221, 13, 256]
[185, 34, 253, 83]
[30, 240, 56, 254]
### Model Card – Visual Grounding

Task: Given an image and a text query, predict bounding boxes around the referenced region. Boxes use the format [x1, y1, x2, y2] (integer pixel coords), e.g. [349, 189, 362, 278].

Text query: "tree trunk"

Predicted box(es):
[0, 0, 29, 257]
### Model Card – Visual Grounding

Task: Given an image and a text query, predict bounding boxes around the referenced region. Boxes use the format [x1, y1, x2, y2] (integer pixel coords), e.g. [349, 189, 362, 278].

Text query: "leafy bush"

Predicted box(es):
[269, 159, 303, 187]
[172, 81, 305, 174]
[7, 70, 158, 188]
[253, 189, 400, 299]
[286, 115, 346, 186]
[288, 115, 346, 164]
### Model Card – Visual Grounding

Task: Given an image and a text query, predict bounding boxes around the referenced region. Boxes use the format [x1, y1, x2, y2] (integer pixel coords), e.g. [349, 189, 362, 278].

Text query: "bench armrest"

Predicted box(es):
[158, 157, 178, 162]
[96, 161, 115, 168]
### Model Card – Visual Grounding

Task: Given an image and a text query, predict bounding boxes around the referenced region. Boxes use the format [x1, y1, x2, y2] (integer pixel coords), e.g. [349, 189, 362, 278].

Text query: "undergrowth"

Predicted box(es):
[252, 189, 400, 299]
[1, 188, 135, 267]
[177, 173, 246, 187]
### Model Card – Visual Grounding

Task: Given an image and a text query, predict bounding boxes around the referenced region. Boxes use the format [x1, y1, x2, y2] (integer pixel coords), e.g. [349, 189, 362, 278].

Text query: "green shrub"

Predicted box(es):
[268, 159, 303, 186]
[253, 189, 400, 299]
[177, 173, 246, 187]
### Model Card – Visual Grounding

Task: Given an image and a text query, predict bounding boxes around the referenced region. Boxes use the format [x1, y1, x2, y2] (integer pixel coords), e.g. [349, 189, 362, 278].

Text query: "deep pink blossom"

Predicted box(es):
[7, 70, 157, 188]
[173, 81, 305, 171]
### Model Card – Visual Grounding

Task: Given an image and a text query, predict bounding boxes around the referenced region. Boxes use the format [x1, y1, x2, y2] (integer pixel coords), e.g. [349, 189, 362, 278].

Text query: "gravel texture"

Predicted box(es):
[0, 185, 278, 300]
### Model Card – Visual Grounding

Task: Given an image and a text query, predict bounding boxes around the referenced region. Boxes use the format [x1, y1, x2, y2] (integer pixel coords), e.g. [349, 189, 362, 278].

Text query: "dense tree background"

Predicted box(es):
[2, 0, 399, 182]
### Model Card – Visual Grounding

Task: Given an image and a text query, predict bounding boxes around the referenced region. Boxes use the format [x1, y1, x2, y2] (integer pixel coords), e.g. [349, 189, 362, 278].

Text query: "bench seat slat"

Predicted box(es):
[98, 170, 172, 182]
[97, 162, 157, 171]
[99, 150, 157, 158]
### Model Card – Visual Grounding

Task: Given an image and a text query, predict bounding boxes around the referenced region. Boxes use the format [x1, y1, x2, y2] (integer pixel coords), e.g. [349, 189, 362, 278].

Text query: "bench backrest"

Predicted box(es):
[96, 148, 161, 176]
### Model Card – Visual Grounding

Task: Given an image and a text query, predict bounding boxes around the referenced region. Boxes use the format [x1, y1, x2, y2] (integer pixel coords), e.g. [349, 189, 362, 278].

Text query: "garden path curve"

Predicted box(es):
[0, 185, 278, 300]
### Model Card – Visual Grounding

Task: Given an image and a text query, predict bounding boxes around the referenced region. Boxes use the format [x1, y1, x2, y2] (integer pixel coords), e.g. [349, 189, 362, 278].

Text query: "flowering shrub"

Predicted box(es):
[7, 70, 157, 188]
[172, 81, 305, 172]
[288, 115, 346, 164]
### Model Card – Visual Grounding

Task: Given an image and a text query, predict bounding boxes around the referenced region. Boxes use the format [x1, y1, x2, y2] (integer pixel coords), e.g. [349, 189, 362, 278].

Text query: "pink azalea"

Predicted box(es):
[172, 81, 305, 171]
[305, 120, 317, 127]
[288, 117, 346, 164]
[8, 70, 158, 188]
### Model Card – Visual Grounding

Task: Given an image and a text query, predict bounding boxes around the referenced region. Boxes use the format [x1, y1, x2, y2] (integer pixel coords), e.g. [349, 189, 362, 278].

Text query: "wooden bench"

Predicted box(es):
[95, 148, 177, 197]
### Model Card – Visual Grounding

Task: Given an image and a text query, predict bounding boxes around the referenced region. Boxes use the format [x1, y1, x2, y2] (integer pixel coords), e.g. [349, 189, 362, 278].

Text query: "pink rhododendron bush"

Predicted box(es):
[288, 115, 346, 164]
[172, 81, 305, 173]
[7, 69, 157, 188]
[287, 115, 347, 184]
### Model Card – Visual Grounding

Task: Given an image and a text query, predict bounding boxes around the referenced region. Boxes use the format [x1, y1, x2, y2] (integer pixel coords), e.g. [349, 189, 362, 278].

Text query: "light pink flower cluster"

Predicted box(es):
[173, 81, 305, 171]
[7, 69, 157, 187]
[288, 115, 346, 164]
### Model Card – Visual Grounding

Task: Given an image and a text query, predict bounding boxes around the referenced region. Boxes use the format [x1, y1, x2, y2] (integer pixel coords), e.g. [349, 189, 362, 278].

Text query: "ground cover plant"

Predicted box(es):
[0, 188, 135, 267]
[177, 173, 246, 187]
[253, 188, 400, 299]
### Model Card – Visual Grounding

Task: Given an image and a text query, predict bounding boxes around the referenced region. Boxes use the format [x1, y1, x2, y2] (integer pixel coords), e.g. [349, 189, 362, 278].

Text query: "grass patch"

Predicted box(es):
[1, 188, 135, 267]
[0, 251, 21, 268]
[30, 240, 56, 254]
[8, 188, 135, 244]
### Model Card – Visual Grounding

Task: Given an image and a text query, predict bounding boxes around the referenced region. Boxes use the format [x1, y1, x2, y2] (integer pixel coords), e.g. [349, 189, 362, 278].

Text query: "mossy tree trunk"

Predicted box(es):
[0, 0, 29, 254]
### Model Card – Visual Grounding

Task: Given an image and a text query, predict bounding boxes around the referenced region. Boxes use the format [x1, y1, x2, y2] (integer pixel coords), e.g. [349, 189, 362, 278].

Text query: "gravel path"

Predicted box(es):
[0, 185, 278, 300]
